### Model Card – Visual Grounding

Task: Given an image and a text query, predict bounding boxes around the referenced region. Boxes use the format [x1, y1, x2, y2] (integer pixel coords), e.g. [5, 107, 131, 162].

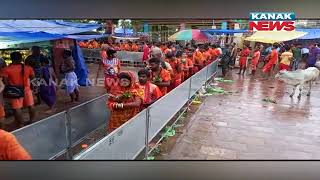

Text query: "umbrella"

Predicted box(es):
[244, 31, 307, 43]
[168, 29, 213, 41]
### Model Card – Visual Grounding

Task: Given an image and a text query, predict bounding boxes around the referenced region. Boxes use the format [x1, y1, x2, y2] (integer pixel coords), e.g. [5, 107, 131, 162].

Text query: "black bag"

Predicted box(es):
[3, 64, 25, 99]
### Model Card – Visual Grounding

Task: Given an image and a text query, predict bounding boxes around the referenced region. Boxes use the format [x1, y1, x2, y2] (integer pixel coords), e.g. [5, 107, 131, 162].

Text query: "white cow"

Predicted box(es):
[275, 67, 320, 99]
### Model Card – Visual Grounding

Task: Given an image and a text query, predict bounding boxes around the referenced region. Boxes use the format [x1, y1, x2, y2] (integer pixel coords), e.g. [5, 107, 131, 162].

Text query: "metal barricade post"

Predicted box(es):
[65, 111, 73, 160]
[144, 107, 151, 159]
[188, 77, 192, 99]
[205, 65, 209, 88]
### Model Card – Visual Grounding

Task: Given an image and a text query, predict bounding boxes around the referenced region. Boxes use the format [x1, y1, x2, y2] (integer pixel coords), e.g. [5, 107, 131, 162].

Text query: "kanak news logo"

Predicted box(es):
[249, 12, 296, 31]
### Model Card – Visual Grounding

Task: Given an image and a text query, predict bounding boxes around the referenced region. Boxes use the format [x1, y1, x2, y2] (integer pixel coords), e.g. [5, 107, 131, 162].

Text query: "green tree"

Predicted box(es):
[118, 19, 133, 34]
[131, 20, 143, 34]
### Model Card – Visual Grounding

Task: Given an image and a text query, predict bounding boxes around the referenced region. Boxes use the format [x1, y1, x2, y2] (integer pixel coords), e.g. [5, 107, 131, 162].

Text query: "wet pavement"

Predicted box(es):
[163, 68, 320, 159]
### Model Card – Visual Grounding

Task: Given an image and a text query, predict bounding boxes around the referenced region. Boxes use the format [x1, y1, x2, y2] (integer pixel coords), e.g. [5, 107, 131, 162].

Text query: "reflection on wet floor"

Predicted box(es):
[164, 68, 320, 160]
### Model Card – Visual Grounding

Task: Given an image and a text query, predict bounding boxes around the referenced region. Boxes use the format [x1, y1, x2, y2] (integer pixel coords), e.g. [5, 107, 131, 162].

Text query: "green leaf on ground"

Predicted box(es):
[214, 77, 223, 81]
[214, 78, 234, 83]
[153, 146, 161, 154]
[262, 97, 277, 104]
[192, 100, 202, 104]
[222, 79, 234, 83]
[206, 87, 225, 94]
[203, 93, 214, 96]
[162, 126, 176, 139]
[193, 95, 201, 101]
[173, 124, 184, 128]
[147, 156, 155, 160]
[166, 129, 176, 137]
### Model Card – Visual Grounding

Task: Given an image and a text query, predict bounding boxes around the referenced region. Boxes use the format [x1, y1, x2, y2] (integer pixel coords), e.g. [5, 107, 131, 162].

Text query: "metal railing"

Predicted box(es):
[74, 61, 218, 160]
[12, 60, 218, 160]
[12, 94, 110, 160]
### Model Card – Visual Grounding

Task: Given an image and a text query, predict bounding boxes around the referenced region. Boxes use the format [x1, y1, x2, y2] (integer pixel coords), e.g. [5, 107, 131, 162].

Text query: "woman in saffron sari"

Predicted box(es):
[107, 71, 143, 132]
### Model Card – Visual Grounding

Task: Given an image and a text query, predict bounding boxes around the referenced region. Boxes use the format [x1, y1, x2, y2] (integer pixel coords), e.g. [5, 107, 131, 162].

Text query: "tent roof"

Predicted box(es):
[0, 20, 101, 34]
[0, 32, 64, 48]
[0, 20, 103, 49]
[296, 29, 320, 39]
[0, 32, 107, 49]
[244, 31, 307, 43]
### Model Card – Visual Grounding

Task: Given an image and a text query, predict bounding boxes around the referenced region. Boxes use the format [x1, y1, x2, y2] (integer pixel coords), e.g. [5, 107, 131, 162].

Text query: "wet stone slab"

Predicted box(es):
[165, 69, 320, 160]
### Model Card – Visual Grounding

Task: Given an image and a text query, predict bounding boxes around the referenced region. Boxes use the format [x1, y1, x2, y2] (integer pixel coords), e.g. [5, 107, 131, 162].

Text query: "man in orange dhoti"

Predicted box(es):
[262, 44, 279, 78]
[250, 46, 261, 76]
[237, 44, 251, 75]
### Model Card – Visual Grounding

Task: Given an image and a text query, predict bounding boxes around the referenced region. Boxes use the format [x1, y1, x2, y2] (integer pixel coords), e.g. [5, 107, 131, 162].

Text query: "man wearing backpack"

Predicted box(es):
[0, 52, 36, 128]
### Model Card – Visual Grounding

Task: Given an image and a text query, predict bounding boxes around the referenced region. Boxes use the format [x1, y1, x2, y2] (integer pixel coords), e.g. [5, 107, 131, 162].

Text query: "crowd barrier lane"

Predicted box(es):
[12, 112, 68, 160]
[11, 61, 218, 160]
[67, 94, 109, 146]
[148, 61, 217, 142]
[190, 65, 210, 97]
[74, 110, 147, 160]
[74, 60, 219, 160]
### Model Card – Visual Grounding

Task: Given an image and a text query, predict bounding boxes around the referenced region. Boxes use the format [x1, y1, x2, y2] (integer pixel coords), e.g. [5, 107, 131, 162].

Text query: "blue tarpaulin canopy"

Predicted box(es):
[0, 20, 102, 87]
[0, 32, 64, 48]
[296, 29, 320, 39]
[0, 20, 101, 34]
[0, 20, 104, 47]
[0, 33, 108, 48]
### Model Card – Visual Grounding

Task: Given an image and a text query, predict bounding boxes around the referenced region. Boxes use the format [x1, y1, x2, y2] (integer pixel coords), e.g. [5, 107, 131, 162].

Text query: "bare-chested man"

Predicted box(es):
[61, 49, 80, 102]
